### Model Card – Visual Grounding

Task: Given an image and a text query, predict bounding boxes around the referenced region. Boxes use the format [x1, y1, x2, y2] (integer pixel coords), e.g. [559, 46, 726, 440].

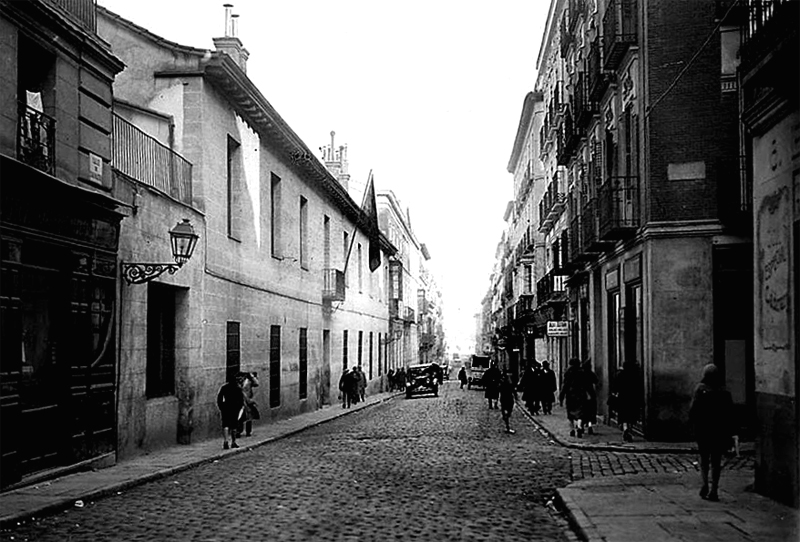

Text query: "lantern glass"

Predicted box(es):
[169, 219, 199, 265]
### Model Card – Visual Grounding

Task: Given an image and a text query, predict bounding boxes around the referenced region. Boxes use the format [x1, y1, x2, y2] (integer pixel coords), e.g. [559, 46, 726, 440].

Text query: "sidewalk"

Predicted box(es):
[0, 391, 399, 529]
[519, 404, 799, 541]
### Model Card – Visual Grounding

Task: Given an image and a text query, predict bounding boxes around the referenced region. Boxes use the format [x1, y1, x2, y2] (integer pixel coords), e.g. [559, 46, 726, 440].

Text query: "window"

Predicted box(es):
[299, 196, 308, 269]
[227, 136, 241, 240]
[270, 325, 281, 408]
[299, 328, 308, 400]
[625, 283, 643, 368]
[226, 321, 241, 383]
[358, 243, 363, 293]
[342, 330, 348, 370]
[343, 232, 350, 286]
[17, 35, 56, 174]
[323, 215, 331, 269]
[525, 265, 533, 293]
[377, 333, 382, 376]
[271, 173, 282, 258]
[358, 330, 363, 370]
[369, 332, 374, 379]
[146, 283, 177, 398]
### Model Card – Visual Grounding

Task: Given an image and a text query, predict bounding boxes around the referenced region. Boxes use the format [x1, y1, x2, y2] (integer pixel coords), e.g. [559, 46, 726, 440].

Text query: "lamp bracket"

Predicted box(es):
[122, 262, 183, 285]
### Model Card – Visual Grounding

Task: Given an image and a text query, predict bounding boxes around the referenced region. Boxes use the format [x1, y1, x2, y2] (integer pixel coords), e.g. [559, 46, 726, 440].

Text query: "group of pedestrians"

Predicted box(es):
[338, 365, 367, 408]
[386, 367, 406, 392]
[518, 361, 557, 416]
[559, 358, 601, 438]
[216, 371, 260, 450]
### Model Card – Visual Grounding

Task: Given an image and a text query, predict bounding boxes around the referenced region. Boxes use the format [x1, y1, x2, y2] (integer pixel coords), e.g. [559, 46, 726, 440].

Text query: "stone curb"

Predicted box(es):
[516, 399, 699, 455]
[555, 488, 605, 542]
[0, 393, 400, 530]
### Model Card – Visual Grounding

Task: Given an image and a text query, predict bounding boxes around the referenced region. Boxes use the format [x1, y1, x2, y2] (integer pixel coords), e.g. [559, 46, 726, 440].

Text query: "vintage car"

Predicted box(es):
[405, 364, 440, 398]
[467, 355, 491, 389]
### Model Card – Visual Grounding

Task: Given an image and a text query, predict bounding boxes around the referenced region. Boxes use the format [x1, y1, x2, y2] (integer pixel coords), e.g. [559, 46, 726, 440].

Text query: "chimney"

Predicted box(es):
[321, 131, 350, 192]
[213, 3, 250, 72]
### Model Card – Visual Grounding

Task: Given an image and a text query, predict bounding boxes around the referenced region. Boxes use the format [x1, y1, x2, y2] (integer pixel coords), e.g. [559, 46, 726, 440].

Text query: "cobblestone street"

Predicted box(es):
[1, 383, 581, 542]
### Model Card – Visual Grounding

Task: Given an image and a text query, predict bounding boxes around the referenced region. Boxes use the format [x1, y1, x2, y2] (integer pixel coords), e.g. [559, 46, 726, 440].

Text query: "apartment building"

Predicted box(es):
[0, 0, 125, 488]
[377, 190, 431, 369]
[96, 6, 395, 459]
[737, 0, 799, 507]
[522, 0, 751, 442]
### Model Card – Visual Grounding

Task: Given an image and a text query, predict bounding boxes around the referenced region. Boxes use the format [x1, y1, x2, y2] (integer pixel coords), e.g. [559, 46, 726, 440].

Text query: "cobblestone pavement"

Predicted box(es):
[570, 448, 755, 481]
[0, 384, 580, 542]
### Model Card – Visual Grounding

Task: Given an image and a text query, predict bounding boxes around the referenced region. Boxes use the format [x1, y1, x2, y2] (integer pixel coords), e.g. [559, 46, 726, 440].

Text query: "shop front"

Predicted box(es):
[0, 157, 122, 488]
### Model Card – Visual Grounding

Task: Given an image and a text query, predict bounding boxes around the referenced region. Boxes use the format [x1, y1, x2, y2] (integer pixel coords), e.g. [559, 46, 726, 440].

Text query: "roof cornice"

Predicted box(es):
[507, 91, 544, 172]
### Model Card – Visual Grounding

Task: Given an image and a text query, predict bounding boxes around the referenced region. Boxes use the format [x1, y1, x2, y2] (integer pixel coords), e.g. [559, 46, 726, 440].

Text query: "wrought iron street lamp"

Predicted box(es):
[122, 219, 199, 284]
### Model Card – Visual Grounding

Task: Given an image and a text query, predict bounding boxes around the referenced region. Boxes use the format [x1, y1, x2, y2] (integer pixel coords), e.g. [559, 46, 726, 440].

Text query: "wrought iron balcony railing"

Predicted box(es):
[603, 0, 638, 71]
[112, 114, 193, 205]
[45, 0, 97, 32]
[740, 0, 799, 72]
[575, 71, 599, 130]
[322, 268, 346, 301]
[598, 175, 640, 239]
[587, 37, 610, 101]
[17, 103, 56, 175]
[581, 198, 614, 255]
[539, 174, 567, 232]
[536, 269, 569, 307]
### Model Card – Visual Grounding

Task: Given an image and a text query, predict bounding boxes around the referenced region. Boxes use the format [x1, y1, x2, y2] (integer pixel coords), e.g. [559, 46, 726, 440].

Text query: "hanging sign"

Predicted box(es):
[547, 321, 570, 337]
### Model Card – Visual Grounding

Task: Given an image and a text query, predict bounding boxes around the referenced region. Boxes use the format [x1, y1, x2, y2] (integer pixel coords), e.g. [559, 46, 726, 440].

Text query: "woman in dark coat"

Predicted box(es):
[539, 361, 557, 415]
[559, 358, 588, 437]
[689, 363, 735, 501]
[483, 362, 502, 409]
[499, 371, 518, 433]
[517, 362, 537, 414]
[217, 373, 245, 450]
[614, 360, 642, 442]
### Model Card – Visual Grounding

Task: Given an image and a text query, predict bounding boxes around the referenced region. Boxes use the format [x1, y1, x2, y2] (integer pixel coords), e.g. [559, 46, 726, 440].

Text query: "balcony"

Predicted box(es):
[574, 71, 599, 130]
[403, 306, 416, 323]
[560, 15, 574, 58]
[539, 174, 567, 232]
[569, 0, 585, 32]
[17, 103, 55, 175]
[322, 268, 346, 301]
[740, 0, 799, 72]
[581, 198, 614, 254]
[536, 269, 569, 307]
[557, 106, 580, 165]
[598, 176, 640, 239]
[112, 114, 193, 205]
[390, 298, 404, 319]
[45, 0, 97, 31]
[587, 37, 610, 101]
[602, 0, 638, 71]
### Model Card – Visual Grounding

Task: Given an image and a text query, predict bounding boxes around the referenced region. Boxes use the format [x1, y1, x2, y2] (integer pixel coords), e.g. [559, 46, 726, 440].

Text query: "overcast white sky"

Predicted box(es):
[98, 0, 550, 354]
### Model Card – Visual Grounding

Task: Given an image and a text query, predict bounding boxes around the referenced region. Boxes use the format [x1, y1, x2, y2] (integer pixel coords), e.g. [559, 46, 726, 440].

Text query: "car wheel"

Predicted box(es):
[433, 386, 439, 397]
[406, 390, 412, 399]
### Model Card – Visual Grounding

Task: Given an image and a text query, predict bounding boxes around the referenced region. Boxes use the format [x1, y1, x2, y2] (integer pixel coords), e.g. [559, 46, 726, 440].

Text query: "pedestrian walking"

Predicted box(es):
[612, 360, 642, 442]
[500, 371, 518, 433]
[357, 365, 367, 402]
[396, 367, 406, 392]
[387, 369, 395, 391]
[689, 363, 736, 502]
[339, 367, 351, 408]
[238, 371, 260, 438]
[581, 360, 598, 435]
[518, 362, 537, 414]
[216, 373, 245, 450]
[458, 366, 468, 389]
[483, 361, 502, 409]
[539, 361, 557, 415]
[559, 358, 588, 437]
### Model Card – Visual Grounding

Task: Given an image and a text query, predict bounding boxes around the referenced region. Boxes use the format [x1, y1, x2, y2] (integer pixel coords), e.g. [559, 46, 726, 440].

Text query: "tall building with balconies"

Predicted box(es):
[0, 0, 125, 489]
[736, 0, 799, 507]
[532, 0, 752, 442]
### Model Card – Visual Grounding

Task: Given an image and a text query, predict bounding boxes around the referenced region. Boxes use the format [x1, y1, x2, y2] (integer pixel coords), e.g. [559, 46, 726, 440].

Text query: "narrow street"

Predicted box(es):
[3, 383, 577, 542]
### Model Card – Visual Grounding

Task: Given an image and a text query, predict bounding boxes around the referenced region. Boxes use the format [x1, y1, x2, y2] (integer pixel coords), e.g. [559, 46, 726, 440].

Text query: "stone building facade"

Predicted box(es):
[97, 6, 395, 460]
